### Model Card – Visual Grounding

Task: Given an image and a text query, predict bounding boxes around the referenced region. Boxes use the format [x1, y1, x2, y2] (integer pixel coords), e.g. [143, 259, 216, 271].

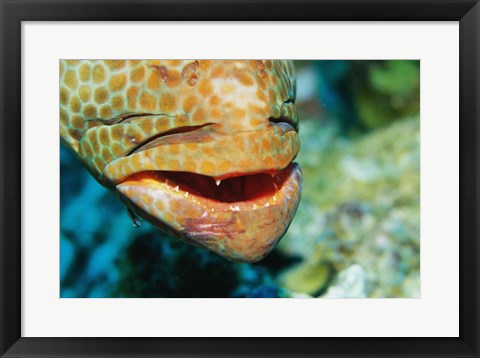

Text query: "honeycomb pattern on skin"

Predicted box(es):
[60, 60, 302, 262]
[60, 60, 297, 181]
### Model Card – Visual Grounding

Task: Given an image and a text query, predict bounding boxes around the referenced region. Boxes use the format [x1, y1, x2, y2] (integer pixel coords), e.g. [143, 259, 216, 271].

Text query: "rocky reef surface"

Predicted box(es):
[279, 117, 420, 298]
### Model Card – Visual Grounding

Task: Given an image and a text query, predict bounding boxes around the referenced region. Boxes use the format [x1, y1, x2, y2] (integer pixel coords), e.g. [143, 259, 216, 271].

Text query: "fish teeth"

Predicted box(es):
[215, 179, 222, 186]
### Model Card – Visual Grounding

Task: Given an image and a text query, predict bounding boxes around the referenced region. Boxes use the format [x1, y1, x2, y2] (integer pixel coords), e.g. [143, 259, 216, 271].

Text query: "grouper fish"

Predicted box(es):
[60, 60, 302, 262]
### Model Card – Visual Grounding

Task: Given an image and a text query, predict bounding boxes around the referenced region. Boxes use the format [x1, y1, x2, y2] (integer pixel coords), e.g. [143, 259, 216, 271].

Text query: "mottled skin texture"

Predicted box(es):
[60, 60, 302, 262]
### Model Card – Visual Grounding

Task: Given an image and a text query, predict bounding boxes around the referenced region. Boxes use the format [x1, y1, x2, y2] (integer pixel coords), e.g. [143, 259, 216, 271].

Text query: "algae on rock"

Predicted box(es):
[278, 117, 420, 298]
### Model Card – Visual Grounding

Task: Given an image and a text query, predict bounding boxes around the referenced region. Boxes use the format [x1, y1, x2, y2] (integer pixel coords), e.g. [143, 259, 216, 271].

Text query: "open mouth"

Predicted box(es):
[118, 162, 299, 211]
[116, 161, 302, 262]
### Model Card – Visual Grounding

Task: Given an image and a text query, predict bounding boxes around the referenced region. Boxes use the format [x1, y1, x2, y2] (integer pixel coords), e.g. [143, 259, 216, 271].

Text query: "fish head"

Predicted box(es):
[60, 60, 302, 262]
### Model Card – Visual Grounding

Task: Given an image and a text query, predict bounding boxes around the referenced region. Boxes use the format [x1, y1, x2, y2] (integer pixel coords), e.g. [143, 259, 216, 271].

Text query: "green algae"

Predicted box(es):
[278, 259, 333, 296]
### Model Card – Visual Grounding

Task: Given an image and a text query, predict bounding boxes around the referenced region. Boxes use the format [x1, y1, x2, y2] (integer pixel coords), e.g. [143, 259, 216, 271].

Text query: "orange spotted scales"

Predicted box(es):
[60, 60, 302, 262]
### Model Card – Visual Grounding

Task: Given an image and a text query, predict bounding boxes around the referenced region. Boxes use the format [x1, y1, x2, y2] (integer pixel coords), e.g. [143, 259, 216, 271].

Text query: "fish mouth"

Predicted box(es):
[118, 163, 301, 212]
[116, 162, 302, 263]
[109, 121, 302, 262]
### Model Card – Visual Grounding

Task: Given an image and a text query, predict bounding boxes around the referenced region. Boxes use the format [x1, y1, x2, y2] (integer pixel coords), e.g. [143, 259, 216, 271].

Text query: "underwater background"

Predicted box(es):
[61, 60, 420, 298]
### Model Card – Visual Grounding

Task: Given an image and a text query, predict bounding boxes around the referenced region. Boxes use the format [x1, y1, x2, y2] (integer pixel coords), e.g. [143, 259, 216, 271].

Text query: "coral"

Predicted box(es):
[320, 265, 368, 298]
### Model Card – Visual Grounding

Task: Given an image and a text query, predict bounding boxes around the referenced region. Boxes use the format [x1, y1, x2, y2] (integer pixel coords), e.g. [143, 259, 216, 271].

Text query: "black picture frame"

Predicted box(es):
[1, 0, 478, 357]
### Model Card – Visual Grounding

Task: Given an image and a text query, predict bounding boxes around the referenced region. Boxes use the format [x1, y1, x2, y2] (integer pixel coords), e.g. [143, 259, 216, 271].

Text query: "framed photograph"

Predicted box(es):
[1, 0, 478, 357]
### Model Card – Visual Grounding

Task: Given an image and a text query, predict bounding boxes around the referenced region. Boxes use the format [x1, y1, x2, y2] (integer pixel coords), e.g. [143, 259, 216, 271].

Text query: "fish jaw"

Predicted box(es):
[117, 163, 302, 263]
[106, 121, 302, 262]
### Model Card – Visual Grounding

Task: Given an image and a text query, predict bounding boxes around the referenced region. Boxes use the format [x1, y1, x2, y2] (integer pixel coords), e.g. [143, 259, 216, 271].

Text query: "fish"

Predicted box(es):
[60, 60, 302, 263]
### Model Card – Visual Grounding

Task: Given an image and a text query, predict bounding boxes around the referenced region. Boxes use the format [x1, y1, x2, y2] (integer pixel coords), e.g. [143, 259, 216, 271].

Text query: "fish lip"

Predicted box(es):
[116, 162, 303, 262]
[269, 116, 297, 131]
[103, 122, 299, 185]
[128, 122, 296, 157]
